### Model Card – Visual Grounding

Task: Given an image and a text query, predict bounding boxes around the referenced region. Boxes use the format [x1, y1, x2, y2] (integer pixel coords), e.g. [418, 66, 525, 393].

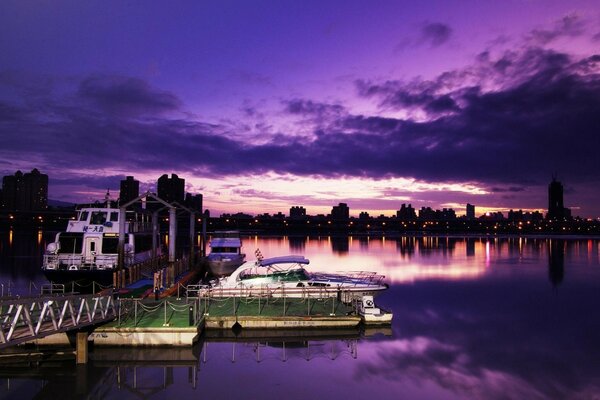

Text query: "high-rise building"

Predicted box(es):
[157, 174, 185, 204]
[290, 206, 306, 219]
[120, 176, 139, 205]
[547, 178, 567, 220]
[466, 203, 475, 220]
[1, 169, 47, 211]
[331, 203, 350, 221]
[397, 203, 417, 220]
[1, 173, 20, 210]
[185, 193, 203, 212]
[24, 168, 48, 210]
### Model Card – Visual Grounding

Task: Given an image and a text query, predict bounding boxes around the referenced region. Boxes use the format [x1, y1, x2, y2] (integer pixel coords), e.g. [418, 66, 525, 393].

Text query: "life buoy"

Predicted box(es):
[365, 299, 374, 307]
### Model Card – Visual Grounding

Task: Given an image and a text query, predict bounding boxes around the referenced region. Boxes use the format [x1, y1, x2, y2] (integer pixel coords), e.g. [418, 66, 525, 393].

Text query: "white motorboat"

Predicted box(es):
[202, 255, 388, 300]
[42, 204, 160, 287]
[206, 231, 245, 276]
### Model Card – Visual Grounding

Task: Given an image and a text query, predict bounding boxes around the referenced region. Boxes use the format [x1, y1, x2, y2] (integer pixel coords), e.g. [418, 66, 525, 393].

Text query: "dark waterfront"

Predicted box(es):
[1, 230, 600, 399]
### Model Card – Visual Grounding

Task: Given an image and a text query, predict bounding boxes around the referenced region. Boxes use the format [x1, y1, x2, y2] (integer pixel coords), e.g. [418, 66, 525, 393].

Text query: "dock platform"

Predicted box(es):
[89, 296, 361, 346]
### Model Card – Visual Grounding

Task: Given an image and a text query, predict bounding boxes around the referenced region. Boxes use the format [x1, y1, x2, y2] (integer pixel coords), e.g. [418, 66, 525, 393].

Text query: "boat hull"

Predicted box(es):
[43, 269, 115, 291]
[206, 256, 245, 277]
[200, 285, 387, 301]
[359, 311, 393, 324]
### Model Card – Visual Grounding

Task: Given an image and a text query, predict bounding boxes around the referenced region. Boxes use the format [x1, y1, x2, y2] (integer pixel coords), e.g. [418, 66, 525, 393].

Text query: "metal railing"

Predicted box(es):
[118, 298, 198, 327]
[0, 291, 117, 349]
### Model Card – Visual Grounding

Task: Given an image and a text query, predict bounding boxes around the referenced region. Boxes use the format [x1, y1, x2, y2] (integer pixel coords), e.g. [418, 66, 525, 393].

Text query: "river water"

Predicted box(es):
[1, 231, 600, 399]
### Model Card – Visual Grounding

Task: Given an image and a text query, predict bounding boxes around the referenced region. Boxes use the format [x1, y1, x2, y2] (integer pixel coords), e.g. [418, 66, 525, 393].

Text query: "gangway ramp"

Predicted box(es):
[0, 292, 117, 349]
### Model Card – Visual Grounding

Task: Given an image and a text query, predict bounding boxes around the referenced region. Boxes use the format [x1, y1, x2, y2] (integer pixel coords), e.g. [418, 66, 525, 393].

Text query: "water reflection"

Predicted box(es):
[548, 239, 565, 288]
[0, 233, 600, 399]
[360, 277, 600, 399]
[331, 236, 349, 254]
[0, 331, 379, 399]
[288, 236, 306, 252]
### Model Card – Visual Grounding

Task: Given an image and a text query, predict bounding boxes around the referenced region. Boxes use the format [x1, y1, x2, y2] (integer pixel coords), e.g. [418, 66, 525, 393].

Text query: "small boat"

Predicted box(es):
[206, 231, 245, 276]
[202, 255, 388, 300]
[356, 295, 393, 324]
[41, 203, 160, 288]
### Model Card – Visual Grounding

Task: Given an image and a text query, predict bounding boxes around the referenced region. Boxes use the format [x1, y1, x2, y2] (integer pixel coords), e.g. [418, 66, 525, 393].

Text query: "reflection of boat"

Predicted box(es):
[206, 231, 245, 276]
[41, 205, 159, 287]
[203, 255, 388, 300]
[357, 295, 393, 324]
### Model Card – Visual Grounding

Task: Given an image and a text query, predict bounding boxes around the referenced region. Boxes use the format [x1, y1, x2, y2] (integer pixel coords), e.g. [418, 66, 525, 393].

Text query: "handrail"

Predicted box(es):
[0, 291, 117, 349]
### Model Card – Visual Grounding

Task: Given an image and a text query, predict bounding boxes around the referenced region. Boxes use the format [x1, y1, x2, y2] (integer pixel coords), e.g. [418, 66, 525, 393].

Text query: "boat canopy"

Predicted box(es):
[210, 238, 242, 247]
[258, 255, 309, 267]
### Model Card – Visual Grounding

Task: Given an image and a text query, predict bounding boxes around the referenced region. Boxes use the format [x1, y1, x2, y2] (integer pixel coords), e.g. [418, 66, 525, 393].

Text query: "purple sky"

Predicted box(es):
[1, 1, 600, 217]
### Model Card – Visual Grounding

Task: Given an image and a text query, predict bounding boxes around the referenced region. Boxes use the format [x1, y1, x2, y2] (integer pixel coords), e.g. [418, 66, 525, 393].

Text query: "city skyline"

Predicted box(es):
[0, 169, 575, 221]
[1, 2, 600, 217]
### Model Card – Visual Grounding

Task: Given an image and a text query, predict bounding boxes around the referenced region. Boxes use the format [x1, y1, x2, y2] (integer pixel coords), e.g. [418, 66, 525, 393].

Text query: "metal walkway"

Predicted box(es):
[0, 292, 117, 349]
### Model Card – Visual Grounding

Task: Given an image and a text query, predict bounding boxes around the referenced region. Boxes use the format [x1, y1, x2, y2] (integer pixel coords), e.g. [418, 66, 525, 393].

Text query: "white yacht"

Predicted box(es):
[42, 204, 159, 287]
[206, 231, 245, 276]
[202, 255, 388, 300]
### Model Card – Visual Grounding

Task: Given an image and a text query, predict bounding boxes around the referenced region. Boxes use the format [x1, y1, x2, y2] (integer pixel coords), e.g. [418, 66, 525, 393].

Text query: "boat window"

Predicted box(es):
[58, 233, 84, 253]
[110, 212, 119, 222]
[212, 247, 238, 253]
[79, 211, 89, 221]
[102, 236, 119, 254]
[90, 211, 107, 225]
[90, 242, 96, 252]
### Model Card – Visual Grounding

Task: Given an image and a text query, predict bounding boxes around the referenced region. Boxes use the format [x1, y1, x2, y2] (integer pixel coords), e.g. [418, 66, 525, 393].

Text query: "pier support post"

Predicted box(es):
[76, 332, 88, 364]
[201, 210, 208, 257]
[169, 207, 176, 265]
[189, 212, 195, 269]
[152, 211, 159, 259]
[118, 207, 127, 270]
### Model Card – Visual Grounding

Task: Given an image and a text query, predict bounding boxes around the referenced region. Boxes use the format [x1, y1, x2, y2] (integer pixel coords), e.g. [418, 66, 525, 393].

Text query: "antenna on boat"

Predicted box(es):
[255, 248, 264, 261]
[104, 189, 111, 207]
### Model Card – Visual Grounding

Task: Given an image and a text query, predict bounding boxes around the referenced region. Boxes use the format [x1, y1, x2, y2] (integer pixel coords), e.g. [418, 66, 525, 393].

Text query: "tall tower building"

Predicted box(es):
[466, 203, 475, 220]
[120, 176, 140, 205]
[331, 203, 350, 221]
[157, 174, 185, 204]
[1, 169, 47, 211]
[185, 193, 203, 212]
[24, 168, 48, 210]
[547, 178, 565, 220]
[1, 172, 20, 210]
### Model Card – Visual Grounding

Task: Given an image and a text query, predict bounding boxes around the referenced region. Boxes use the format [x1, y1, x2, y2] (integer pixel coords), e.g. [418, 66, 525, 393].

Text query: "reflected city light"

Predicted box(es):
[37, 230, 42, 245]
[9, 230, 13, 246]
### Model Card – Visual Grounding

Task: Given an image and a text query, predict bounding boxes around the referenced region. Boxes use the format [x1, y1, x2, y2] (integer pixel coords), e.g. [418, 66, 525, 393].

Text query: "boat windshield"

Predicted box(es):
[239, 266, 310, 281]
[58, 233, 84, 253]
[90, 211, 107, 225]
[211, 247, 240, 253]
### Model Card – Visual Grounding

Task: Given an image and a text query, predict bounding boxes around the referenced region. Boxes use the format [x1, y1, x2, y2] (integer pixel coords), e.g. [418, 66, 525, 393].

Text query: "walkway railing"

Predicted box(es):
[0, 291, 117, 349]
[118, 298, 198, 327]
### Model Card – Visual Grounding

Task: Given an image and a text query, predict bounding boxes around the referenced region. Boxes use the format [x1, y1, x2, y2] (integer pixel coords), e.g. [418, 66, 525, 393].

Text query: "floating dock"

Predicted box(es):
[88, 296, 369, 346]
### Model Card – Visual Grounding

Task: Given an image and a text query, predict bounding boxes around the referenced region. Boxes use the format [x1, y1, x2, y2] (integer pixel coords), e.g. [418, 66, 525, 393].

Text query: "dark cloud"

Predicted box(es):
[420, 22, 452, 47]
[286, 99, 345, 116]
[490, 187, 525, 193]
[1, 39, 600, 214]
[357, 80, 460, 114]
[528, 14, 586, 45]
[78, 75, 181, 116]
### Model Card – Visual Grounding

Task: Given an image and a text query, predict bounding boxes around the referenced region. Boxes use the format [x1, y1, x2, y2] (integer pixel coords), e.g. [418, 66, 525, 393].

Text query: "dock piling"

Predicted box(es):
[76, 331, 88, 364]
